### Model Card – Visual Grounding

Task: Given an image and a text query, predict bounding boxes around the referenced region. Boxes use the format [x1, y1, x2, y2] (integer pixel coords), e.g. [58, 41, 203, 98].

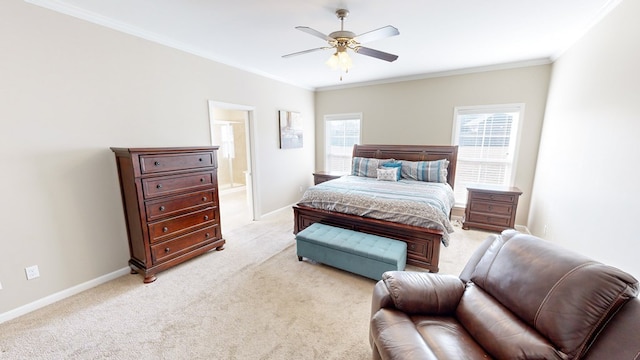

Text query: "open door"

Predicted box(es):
[208, 101, 257, 231]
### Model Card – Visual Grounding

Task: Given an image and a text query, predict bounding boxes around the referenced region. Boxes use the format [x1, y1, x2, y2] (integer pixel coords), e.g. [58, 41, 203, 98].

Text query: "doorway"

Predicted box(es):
[208, 101, 257, 232]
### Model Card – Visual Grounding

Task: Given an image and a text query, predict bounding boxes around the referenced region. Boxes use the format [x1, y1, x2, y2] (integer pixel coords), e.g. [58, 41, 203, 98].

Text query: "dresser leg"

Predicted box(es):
[130, 268, 138, 274]
[143, 274, 157, 283]
[215, 244, 225, 251]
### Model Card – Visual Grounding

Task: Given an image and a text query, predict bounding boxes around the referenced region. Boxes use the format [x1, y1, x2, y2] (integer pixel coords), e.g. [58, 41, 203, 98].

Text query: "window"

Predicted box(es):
[451, 104, 523, 206]
[324, 113, 362, 173]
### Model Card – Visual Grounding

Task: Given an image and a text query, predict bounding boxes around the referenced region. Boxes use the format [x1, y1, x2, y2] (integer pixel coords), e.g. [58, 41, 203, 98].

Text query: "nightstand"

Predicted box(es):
[313, 171, 344, 185]
[462, 185, 522, 232]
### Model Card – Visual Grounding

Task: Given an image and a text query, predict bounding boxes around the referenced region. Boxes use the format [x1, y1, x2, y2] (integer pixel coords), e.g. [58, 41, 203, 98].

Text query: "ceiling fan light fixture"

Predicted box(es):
[326, 49, 352, 71]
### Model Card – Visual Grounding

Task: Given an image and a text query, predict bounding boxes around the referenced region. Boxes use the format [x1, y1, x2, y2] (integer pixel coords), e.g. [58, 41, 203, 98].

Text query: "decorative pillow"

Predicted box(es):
[376, 168, 398, 181]
[352, 157, 395, 178]
[382, 162, 402, 181]
[352, 157, 379, 177]
[401, 159, 449, 183]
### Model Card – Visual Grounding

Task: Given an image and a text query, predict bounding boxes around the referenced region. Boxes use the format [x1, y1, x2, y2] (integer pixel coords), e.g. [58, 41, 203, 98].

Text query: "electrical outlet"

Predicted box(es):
[25, 265, 40, 280]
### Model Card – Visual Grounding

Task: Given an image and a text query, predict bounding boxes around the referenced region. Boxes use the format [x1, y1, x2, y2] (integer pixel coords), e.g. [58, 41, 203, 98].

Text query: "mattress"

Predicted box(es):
[297, 175, 455, 245]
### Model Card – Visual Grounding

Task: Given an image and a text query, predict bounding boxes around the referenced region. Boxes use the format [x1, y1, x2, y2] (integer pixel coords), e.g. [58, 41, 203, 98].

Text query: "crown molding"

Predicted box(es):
[315, 58, 553, 92]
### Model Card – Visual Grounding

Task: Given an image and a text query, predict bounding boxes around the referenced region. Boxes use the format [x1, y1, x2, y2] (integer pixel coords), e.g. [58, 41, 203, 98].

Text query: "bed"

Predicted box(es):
[293, 144, 458, 272]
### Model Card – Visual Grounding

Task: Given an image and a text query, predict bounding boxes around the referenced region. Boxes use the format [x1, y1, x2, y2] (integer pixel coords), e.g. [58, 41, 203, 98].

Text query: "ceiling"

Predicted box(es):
[28, 0, 621, 90]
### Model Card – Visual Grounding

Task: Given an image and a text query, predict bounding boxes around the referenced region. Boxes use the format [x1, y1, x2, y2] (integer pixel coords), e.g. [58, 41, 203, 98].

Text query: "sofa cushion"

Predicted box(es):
[371, 309, 490, 360]
[470, 234, 639, 358]
[381, 271, 464, 315]
[457, 283, 566, 359]
[413, 315, 491, 359]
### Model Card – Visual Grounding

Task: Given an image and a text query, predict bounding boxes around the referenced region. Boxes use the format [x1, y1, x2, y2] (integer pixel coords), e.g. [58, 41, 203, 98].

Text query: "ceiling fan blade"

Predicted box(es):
[355, 47, 399, 62]
[355, 25, 399, 44]
[282, 47, 328, 58]
[295, 26, 334, 42]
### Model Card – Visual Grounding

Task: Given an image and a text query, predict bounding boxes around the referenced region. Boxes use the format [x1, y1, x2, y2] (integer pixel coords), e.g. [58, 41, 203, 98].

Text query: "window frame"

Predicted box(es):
[323, 113, 362, 173]
[451, 103, 524, 207]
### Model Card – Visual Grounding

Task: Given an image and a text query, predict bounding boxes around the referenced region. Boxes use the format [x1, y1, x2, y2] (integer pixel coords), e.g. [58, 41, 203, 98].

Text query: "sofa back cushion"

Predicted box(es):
[456, 283, 567, 360]
[470, 234, 639, 359]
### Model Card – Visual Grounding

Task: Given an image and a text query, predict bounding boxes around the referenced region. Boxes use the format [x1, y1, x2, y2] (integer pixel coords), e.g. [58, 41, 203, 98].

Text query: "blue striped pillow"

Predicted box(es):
[401, 159, 449, 183]
[351, 157, 380, 178]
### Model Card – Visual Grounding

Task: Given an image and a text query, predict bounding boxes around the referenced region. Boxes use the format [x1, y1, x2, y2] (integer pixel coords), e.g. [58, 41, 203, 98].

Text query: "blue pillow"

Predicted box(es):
[382, 162, 402, 181]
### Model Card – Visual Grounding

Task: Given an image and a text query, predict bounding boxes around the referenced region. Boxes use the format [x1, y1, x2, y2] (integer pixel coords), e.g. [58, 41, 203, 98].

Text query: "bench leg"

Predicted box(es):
[298, 256, 304, 261]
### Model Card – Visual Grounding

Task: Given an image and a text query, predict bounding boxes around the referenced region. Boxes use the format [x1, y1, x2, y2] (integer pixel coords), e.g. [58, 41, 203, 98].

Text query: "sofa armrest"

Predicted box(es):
[373, 271, 464, 315]
[583, 297, 640, 360]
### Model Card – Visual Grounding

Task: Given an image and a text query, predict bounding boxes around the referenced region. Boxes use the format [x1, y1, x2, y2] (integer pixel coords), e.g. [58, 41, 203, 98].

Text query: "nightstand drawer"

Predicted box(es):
[467, 213, 511, 227]
[470, 192, 517, 203]
[470, 201, 514, 216]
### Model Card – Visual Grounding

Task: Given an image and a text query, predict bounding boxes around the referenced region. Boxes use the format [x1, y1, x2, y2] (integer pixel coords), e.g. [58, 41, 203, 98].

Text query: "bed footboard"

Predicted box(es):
[293, 205, 441, 272]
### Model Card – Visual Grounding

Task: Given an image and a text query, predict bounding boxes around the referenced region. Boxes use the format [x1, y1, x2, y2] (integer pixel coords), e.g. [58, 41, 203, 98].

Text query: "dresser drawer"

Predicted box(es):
[140, 152, 215, 174]
[148, 207, 217, 243]
[470, 192, 517, 203]
[467, 213, 511, 227]
[469, 201, 514, 216]
[145, 190, 215, 221]
[151, 225, 221, 264]
[143, 172, 214, 199]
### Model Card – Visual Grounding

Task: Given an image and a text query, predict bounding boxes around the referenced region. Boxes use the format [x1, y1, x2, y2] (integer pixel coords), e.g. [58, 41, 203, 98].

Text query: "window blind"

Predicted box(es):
[452, 105, 522, 206]
[324, 114, 361, 173]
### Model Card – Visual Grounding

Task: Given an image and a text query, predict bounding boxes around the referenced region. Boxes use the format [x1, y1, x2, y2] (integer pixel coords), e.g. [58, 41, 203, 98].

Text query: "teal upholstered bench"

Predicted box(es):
[295, 223, 407, 280]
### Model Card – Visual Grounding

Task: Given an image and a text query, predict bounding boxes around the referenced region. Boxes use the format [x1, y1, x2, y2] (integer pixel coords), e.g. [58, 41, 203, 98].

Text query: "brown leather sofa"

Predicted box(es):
[370, 231, 640, 359]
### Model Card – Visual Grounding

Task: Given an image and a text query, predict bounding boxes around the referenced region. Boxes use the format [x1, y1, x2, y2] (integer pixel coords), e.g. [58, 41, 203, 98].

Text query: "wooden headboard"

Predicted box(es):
[352, 144, 459, 189]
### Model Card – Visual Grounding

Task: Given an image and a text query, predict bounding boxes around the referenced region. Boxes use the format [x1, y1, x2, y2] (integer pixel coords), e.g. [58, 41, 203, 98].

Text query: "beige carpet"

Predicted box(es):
[0, 209, 490, 359]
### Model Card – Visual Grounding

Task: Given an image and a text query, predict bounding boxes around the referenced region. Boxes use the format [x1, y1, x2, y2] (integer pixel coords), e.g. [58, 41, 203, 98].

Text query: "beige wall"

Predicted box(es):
[529, 0, 639, 278]
[315, 65, 551, 227]
[0, 0, 314, 315]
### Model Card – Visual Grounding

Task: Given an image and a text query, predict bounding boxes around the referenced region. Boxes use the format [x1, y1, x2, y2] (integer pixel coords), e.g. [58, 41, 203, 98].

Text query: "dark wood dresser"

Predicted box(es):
[462, 185, 522, 233]
[111, 146, 225, 283]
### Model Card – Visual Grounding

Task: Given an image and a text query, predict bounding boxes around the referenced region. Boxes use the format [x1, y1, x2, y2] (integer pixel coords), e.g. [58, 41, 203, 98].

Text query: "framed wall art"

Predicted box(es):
[278, 110, 303, 149]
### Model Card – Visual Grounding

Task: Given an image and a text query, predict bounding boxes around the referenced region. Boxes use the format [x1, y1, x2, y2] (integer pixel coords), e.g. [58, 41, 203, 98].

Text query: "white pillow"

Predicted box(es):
[376, 167, 398, 181]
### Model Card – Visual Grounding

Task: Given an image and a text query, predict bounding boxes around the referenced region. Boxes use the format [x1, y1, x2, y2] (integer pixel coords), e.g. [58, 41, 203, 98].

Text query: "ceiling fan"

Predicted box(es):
[282, 9, 399, 74]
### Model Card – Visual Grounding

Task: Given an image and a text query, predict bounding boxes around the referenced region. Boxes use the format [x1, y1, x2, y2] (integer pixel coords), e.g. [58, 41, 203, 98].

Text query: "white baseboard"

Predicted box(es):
[257, 203, 297, 220]
[0, 267, 130, 325]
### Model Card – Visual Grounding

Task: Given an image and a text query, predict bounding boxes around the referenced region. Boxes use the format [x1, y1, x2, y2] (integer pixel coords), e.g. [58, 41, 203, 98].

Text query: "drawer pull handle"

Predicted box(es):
[204, 215, 209, 221]
[154, 161, 160, 166]
[199, 158, 203, 162]
[202, 197, 207, 202]
[200, 178, 205, 182]
[156, 184, 162, 189]
[159, 206, 165, 211]
[205, 233, 210, 238]
[164, 247, 170, 253]
[162, 226, 168, 232]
